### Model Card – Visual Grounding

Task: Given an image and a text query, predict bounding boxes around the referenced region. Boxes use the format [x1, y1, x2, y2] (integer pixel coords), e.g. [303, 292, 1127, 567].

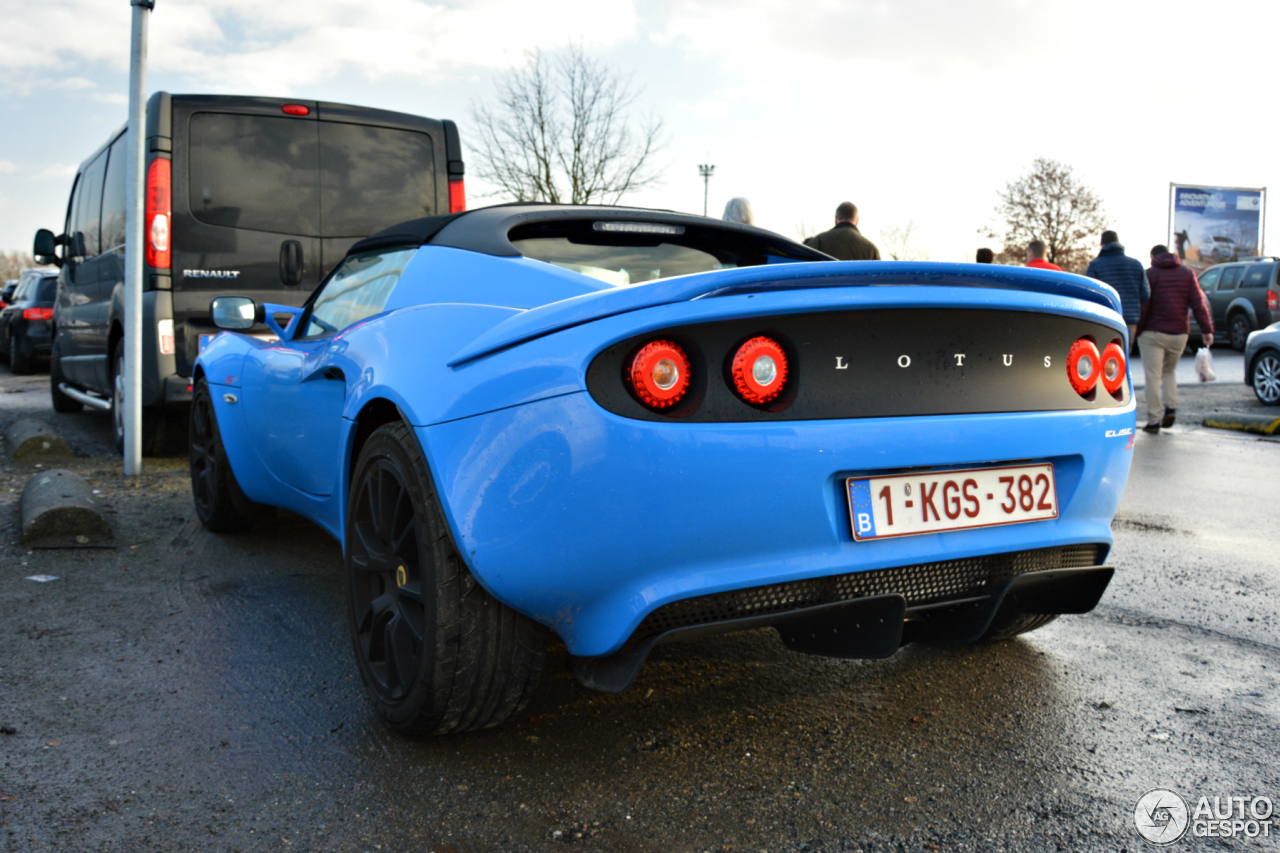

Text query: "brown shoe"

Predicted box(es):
[1161, 409, 1176, 428]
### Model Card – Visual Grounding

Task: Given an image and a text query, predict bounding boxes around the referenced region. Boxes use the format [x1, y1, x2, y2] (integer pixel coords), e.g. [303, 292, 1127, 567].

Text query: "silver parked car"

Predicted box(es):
[1199, 235, 1242, 263]
[1244, 323, 1280, 405]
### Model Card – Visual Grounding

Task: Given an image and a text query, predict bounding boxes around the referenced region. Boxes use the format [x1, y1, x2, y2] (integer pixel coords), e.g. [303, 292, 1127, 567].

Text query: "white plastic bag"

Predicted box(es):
[1195, 346, 1216, 382]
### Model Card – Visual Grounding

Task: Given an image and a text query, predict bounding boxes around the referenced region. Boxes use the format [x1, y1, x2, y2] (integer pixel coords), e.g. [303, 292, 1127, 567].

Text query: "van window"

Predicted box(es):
[36, 277, 58, 302]
[1219, 266, 1242, 290]
[189, 113, 320, 236]
[319, 123, 435, 237]
[301, 248, 415, 338]
[100, 135, 128, 252]
[73, 152, 106, 258]
[1199, 267, 1220, 292]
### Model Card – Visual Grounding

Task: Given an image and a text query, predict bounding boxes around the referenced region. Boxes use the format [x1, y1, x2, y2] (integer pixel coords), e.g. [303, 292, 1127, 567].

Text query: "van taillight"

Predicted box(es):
[1269, 290, 1278, 311]
[449, 178, 466, 213]
[145, 158, 171, 270]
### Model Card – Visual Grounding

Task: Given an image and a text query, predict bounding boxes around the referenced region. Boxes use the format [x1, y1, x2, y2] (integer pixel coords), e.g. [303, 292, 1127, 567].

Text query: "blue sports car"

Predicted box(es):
[191, 204, 1136, 734]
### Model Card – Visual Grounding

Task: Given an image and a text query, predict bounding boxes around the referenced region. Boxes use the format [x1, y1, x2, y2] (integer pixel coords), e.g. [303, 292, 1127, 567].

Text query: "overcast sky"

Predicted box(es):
[1, 0, 1277, 263]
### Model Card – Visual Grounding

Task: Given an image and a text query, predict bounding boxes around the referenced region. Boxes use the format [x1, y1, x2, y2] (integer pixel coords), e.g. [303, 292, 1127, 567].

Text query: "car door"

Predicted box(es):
[61, 154, 106, 386]
[90, 134, 129, 389]
[238, 247, 414, 496]
[1211, 265, 1241, 327]
[1193, 267, 1220, 333]
[1239, 262, 1273, 322]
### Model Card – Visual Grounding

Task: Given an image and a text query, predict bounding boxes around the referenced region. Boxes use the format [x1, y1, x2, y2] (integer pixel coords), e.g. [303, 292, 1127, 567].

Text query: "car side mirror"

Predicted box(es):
[33, 228, 63, 268]
[210, 296, 261, 331]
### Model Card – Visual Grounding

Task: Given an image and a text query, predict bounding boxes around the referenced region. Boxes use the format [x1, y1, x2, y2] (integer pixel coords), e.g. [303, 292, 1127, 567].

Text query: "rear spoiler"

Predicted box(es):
[447, 261, 1124, 367]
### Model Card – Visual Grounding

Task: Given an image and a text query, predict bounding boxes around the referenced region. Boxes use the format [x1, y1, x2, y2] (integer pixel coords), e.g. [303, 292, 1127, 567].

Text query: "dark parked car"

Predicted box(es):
[0, 273, 57, 373]
[33, 92, 466, 452]
[0, 280, 16, 308]
[1191, 257, 1279, 350]
[1244, 323, 1280, 405]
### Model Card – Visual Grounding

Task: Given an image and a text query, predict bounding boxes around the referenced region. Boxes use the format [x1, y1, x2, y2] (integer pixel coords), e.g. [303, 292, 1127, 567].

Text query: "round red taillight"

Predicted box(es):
[628, 340, 691, 409]
[1100, 341, 1126, 395]
[730, 336, 789, 405]
[1067, 338, 1101, 396]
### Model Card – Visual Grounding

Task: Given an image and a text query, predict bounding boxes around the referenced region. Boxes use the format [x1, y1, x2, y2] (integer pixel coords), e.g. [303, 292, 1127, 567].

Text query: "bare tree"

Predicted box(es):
[793, 221, 822, 243]
[875, 220, 932, 261]
[981, 158, 1107, 272]
[471, 46, 665, 205]
[0, 250, 37, 282]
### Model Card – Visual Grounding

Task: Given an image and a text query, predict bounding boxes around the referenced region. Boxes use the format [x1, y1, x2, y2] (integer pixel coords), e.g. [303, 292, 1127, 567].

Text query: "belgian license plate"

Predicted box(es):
[846, 463, 1058, 541]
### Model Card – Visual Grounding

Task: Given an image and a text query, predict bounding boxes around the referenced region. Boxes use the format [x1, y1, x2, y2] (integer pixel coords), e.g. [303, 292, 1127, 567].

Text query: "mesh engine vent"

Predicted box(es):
[635, 544, 1104, 641]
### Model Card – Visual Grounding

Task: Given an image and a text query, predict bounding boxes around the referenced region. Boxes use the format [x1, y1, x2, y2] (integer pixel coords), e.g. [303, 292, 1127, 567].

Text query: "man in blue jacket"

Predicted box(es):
[1085, 231, 1149, 345]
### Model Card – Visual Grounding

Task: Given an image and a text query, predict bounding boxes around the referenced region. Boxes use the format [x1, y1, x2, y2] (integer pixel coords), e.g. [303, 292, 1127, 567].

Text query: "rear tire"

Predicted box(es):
[111, 344, 171, 456]
[981, 611, 1059, 641]
[189, 378, 256, 532]
[9, 334, 32, 375]
[49, 340, 84, 412]
[347, 421, 545, 735]
[1229, 314, 1251, 351]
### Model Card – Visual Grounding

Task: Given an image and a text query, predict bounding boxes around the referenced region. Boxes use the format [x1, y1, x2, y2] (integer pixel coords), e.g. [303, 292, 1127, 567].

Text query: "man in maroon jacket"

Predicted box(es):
[1138, 245, 1214, 433]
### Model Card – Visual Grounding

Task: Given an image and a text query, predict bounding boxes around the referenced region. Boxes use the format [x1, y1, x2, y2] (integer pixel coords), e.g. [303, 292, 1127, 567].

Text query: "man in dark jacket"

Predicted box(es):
[1138, 245, 1214, 433]
[804, 202, 881, 260]
[1085, 231, 1149, 343]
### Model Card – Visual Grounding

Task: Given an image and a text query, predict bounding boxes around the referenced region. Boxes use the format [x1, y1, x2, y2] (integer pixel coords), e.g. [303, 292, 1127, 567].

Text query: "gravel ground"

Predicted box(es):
[0, 364, 1277, 853]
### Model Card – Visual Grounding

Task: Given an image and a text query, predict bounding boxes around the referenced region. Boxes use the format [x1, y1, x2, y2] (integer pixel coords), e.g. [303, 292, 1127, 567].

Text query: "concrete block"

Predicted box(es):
[20, 469, 113, 547]
[6, 419, 73, 461]
[1201, 412, 1280, 435]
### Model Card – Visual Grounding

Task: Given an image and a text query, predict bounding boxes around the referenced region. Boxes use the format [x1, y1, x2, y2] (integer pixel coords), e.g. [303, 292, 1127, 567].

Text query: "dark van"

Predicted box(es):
[33, 92, 465, 452]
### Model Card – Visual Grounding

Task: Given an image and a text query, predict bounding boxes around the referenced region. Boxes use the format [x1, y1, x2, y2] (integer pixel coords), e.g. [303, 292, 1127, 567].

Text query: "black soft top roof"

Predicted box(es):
[347, 203, 831, 261]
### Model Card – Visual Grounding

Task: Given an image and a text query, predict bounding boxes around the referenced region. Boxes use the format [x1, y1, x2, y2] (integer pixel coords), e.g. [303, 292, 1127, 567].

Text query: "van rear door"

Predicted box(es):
[170, 98, 323, 374]
[315, 102, 446, 274]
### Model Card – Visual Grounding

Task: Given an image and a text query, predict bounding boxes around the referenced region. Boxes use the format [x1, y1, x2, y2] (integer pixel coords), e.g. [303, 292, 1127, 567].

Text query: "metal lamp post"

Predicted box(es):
[698, 163, 715, 217]
[123, 0, 154, 475]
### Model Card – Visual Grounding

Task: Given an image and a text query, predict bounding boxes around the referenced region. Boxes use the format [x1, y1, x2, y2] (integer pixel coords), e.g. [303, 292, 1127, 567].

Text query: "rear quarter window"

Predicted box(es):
[36, 278, 58, 302]
[1242, 264, 1273, 288]
[319, 123, 436, 237]
[72, 153, 106, 257]
[188, 113, 320, 236]
[100, 135, 128, 251]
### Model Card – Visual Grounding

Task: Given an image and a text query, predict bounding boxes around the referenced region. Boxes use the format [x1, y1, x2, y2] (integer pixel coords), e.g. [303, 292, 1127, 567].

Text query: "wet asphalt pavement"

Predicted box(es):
[0, 363, 1277, 853]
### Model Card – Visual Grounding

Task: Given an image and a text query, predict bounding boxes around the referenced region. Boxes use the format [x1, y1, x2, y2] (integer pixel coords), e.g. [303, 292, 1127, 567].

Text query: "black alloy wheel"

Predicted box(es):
[1230, 314, 1251, 351]
[1253, 352, 1280, 406]
[189, 378, 253, 531]
[346, 422, 544, 735]
[349, 456, 427, 704]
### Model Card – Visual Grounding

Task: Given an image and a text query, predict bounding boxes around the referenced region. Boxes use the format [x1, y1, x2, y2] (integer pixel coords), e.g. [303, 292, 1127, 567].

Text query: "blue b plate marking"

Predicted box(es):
[848, 478, 876, 539]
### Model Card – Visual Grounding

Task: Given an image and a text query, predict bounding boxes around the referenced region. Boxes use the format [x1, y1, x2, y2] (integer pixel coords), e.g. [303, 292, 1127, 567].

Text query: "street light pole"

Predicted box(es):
[123, 0, 154, 475]
[698, 163, 715, 217]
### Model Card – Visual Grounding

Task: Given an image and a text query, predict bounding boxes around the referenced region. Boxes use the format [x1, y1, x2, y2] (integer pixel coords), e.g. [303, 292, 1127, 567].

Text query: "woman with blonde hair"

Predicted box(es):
[722, 197, 755, 226]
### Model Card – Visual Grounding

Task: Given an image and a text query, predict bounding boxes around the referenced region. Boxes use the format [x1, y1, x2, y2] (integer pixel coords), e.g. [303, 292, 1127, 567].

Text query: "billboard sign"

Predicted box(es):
[1168, 184, 1266, 268]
